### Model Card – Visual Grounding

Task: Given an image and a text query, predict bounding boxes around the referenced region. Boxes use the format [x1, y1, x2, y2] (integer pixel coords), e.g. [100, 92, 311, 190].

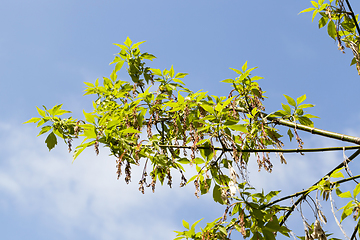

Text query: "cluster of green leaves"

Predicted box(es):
[175, 184, 290, 240]
[268, 94, 319, 143]
[23, 105, 74, 150]
[300, 0, 360, 73]
[26, 35, 352, 240]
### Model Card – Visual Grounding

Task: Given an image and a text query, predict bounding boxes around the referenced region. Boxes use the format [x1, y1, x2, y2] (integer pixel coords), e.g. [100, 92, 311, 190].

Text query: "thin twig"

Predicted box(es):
[329, 191, 350, 240]
[344, 0, 360, 36]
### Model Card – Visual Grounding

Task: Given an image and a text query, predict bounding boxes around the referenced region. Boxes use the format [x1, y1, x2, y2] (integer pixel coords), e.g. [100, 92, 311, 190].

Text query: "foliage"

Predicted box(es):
[300, 0, 360, 74]
[24, 0, 360, 239]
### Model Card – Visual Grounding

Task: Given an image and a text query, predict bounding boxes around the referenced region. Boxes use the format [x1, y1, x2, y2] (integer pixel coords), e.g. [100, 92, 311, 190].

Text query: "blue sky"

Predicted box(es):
[1, 0, 360, 239]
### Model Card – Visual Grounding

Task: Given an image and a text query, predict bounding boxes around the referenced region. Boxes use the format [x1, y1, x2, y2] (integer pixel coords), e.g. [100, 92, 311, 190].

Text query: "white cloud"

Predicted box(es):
[0, 123, 206, 239]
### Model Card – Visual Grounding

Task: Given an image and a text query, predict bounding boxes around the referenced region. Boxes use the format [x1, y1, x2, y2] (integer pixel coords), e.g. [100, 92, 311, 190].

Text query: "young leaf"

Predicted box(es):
[175, 72, 188, 79]
[296, 94, 306, 105]
[241, 61, 248, 72]
[124, 37, 132, 47]
[36, 106, 46, 117]
[281, 103, 292, 114]
[227, 124, 248, 133]
[83, 110, 96, 124]
[338, 191, 352, 199]
[330, 168, 344, 179]
[298, 104, 315, 109]
[311, 1, 318, 8]
[190, 218, 203, 230]
[229, 68, 242, 75]
[353, 182, 360, 197]
[23, 117, 41, 124]
[299, 7, 316, 14]
[287, 129, 294, 141]
[283, 95, 296, 107]
[37, 125, 52, 136]
[201, 104, 215, 115]
[298, 116, 314, 127]
[182, 220, 189, 230]
[131, 41, 146, 49]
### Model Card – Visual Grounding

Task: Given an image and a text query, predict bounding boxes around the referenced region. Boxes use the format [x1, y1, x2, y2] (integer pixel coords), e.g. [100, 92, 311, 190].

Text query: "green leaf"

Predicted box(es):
[311, 1, 318, 8]
[115, 60, 125, 73]
[193, 158, 205, 165]
[149, 68, 162, 76]
[338, 191, 352, 198]
[227, 124, 248, 133]
[36, 106, 46, 117]
[312, 9, 319, 22]
[122, 128, 141, 135]
[177, 158, 191, 164]
[175, 72, 188, 79]
[190, 218, 203, 230]
[318, 16, 328, 28]
[221, 78, 234, 83]
[56, 109, 71, 116]
[296, 94, 306, 105]
[287, 129, 294, 141]
[229, 68, 242, 75]
[350, 57, 357, 66]
[182, 220, 189, 230]
[213, 184, 224, 204]
[298, 116, 314, 127]
[281, 103, 292, 114]
[328, 20, 337, 39]
[23, 117, 41, 124]
[201, 104, 214, 115]
[302, 114, 319, 119]
[141, 53, 156, 61]
[330, 168, 344, 179]
[353, 182, 360, 197]
[37, 125, 52, 136]
[73, 142, 92, 162]
[251, 76, 264, 81]
[45, 132, 57, 151]
[262, 230, 276, 240]
[173, 78, 185, 85]
[131, 41, 146, 49]
[241, 61, 248, 72]
[283, 94, 296, 107]
[298, 104, 315, 109]
[340, 201, 354, 222]
[83, 110, 96, 124]
[124, 37, 132, 47]
[299, 7, 316, 14]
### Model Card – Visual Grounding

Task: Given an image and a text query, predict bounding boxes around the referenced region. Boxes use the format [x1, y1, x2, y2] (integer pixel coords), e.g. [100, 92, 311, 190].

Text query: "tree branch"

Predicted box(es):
[344, 0, 360, 36]
[279, 148, 360, 226]
[156, 144, 360, 153]
[233, 107, 360, 144]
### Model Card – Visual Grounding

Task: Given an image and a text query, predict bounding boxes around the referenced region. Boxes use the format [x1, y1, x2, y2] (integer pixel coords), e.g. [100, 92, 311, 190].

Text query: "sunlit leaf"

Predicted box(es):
[182, 220, 189, 230]
[284, 94, 296, 107]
